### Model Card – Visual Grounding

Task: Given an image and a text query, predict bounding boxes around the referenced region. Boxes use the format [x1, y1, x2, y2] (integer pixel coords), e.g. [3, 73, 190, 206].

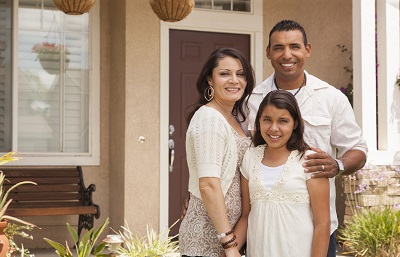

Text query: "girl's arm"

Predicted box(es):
[199, 177, 242, 257]
[307, 177, 331, 257]
[233, 175, 251, 249]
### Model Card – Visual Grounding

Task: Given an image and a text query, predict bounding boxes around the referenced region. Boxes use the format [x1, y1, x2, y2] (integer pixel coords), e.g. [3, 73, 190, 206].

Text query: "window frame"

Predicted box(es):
[7, 1, 100, 166]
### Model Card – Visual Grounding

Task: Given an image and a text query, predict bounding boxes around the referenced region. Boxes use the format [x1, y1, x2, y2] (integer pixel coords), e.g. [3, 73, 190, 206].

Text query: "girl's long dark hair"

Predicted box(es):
[253, 90, 310, 156]
[186, 48, 255, 125]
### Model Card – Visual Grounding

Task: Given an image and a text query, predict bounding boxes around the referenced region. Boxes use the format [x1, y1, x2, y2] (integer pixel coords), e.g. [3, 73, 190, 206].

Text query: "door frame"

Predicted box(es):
[159, 2, 264, 231]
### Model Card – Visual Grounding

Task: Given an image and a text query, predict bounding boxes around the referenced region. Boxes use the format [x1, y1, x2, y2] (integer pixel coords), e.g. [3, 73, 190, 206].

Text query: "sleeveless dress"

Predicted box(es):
[179, 128, 251, 257]
[241, 147, 315, 257]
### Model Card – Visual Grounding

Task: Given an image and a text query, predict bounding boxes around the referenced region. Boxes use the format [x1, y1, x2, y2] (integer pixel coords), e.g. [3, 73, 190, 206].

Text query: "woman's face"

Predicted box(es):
[207, 56, 247, 105]
[259, 104, 296, 150]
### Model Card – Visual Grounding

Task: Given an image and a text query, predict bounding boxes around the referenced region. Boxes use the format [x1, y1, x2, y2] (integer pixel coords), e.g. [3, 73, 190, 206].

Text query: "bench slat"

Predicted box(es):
[6, 206, 98, 216]
[4, 177, 81, 185]
[6, 184, 81, 193]
[1, 170, 79, 179]
[8, 202, 83, 208]
[9, 192, 81, 201]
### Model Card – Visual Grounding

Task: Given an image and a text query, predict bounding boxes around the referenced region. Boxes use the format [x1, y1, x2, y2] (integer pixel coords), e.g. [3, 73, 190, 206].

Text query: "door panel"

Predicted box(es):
[169, 29, 250, 235]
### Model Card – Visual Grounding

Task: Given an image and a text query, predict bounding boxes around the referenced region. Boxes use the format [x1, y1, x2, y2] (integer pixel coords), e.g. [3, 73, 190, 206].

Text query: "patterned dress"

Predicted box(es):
[179, 128, 251, 257]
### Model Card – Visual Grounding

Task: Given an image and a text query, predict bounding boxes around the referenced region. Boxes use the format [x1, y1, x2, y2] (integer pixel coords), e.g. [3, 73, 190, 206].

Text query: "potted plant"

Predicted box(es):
[0, 152, 37, 257]
[31, 42, 70, 74]
[4, 223, 34, 257]
[44, 217, 109, 257]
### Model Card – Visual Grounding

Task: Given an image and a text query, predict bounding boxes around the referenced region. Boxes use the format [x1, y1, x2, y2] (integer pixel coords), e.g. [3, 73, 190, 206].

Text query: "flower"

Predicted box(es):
[31, 42, 70, 61]
[397, 69, 400, 87]
[337, 44, 353, 106]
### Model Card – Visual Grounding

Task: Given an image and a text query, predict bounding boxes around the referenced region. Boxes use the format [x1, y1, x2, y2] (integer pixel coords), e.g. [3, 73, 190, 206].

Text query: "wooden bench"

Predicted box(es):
[1, 166, 100, 237]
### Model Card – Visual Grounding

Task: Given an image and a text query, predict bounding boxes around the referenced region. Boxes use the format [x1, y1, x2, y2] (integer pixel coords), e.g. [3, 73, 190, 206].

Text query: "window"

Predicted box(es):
[0, 0, 99, 165]
[194, 0, 252, 12]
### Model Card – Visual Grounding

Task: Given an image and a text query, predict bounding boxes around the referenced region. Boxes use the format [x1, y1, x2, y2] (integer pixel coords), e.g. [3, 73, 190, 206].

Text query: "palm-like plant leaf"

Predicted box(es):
[44, 217, 109, 257]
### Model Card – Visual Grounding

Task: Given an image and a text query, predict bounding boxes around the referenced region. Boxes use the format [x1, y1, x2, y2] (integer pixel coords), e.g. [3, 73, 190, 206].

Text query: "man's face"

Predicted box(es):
[266, 30, 311, 81]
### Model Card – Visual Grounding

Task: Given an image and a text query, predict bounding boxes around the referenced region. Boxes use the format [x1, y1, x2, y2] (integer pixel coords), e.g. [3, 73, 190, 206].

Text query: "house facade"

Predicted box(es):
[6, 0, 399, 248]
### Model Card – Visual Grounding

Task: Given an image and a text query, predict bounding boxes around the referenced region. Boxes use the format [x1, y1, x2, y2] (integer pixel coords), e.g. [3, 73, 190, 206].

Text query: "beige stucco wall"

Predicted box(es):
[18, 0, 354, 251]
[263, 0, 353, 90]
[107, 0, 161, 236]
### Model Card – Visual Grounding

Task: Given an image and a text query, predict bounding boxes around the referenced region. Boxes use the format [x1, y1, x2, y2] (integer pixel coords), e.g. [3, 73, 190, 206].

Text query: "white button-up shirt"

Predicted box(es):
[244, 71, 368, 234]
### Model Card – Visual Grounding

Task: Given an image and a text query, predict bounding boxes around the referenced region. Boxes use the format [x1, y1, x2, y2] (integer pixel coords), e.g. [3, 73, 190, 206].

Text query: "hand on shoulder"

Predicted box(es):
[303, 147, 338, 178]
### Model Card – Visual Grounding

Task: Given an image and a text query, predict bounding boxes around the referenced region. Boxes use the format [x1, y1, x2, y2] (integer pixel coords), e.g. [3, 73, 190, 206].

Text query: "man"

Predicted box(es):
[244, 20, 368, 257]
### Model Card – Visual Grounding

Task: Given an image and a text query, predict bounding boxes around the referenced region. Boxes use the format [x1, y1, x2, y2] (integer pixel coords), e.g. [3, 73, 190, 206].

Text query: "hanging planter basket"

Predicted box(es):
[52, 0, 97, 15]
[150, 0, 194, 22]
[32, 42, 71, 74]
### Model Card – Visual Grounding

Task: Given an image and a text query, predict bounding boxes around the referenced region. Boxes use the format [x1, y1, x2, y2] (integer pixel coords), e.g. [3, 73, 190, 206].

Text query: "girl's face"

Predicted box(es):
[259, 104, 297, 150]
[207, 56, 247, 105]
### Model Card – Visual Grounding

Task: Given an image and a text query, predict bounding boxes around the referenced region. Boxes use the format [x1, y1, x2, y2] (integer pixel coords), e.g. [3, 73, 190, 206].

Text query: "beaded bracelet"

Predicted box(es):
[217, 228, 234, 240]
[222, 241, 238, 249]
[221, 234, 236, 248]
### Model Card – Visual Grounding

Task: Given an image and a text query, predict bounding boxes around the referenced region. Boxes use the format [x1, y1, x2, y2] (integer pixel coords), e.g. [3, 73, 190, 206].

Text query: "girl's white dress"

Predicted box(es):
[240, 146, 315, 257]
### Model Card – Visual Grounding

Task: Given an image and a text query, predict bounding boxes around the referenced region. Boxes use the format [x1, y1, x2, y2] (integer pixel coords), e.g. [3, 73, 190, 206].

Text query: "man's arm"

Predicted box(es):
[303, 148, 366, 178]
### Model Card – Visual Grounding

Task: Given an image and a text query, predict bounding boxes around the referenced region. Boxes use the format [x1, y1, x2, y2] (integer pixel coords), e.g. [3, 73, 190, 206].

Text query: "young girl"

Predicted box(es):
[235, 90, 330, 257]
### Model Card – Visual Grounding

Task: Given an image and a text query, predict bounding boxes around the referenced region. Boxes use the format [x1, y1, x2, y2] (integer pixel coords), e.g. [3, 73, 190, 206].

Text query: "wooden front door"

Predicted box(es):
[168, 29, 250, 235]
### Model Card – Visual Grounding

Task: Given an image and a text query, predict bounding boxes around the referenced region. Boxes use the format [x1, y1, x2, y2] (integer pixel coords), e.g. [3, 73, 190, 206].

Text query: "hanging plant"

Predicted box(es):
[31, 42, 70, 61]
[32, 42, 70, 74]
[150, 0, 194, 22]
[52, 0, 97, 15]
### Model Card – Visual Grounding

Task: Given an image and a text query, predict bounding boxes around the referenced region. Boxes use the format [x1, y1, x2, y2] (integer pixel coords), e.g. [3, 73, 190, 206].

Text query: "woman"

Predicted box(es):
[179, 48, 255, 257]
[236, 90, 330, 257]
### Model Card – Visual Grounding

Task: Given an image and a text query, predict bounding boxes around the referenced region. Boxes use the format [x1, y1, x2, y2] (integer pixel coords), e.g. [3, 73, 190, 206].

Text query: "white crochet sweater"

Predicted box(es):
[186, 106, 238, 199]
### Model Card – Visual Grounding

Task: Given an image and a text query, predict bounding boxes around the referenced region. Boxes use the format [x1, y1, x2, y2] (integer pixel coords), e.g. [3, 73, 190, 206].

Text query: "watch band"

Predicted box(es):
[335, 159, 345, 176]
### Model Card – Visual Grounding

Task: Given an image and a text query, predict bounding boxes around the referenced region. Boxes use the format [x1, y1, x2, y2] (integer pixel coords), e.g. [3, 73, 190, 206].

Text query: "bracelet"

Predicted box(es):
[222, 241, 238, 249]
[217, 228, 234, 240]
[221, 235, 236, 248]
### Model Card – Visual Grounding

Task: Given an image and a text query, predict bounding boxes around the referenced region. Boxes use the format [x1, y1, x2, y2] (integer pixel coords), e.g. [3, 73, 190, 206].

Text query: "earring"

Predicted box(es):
[204, 86, 214, 102]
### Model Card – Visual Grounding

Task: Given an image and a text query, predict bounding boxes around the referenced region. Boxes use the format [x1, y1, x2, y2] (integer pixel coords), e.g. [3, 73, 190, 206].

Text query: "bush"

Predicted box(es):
[338, 207, 400, 257]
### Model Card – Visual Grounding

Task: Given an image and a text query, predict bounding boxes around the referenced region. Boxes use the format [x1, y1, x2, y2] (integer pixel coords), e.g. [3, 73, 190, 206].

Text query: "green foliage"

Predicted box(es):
[44, 217, 109, 257]
[337, 44, 353, 106]
[338, 207, 400, 257]
[115, 220, 179, 257]
[0, 153, 37, 226]
[4, 223, 34, 257]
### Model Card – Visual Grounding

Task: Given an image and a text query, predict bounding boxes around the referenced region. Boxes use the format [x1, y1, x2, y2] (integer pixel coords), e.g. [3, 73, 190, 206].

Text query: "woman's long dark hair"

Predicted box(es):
[186, 48, 255, 125]
[252, 90, 310, 156]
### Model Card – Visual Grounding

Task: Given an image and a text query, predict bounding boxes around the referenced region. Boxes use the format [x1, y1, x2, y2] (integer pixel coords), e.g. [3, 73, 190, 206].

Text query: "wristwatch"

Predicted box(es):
[335, 159, 345, 176]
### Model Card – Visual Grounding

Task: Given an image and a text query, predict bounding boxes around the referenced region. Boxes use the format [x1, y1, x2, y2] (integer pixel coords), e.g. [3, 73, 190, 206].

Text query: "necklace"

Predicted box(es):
[273, 73, 307, 96]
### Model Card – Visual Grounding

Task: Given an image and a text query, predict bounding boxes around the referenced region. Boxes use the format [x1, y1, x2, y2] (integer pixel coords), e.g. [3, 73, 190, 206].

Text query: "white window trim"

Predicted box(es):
[8, 1, 100, 166]
[158, 0, 264, 231]
[353, 0, 400, 165]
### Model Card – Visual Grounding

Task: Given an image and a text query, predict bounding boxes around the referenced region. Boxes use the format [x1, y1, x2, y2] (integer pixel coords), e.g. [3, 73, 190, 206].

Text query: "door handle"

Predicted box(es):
[169, 139, 175, 172]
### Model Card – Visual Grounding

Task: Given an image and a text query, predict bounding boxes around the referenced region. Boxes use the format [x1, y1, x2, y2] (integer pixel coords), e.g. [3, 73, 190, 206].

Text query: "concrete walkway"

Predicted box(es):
[29, 246, 354, 256]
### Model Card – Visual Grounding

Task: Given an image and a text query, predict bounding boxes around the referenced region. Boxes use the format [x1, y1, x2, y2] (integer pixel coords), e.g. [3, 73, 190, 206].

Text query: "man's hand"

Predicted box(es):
[303, 147, 338, 178]
[180, 191, 190, 219]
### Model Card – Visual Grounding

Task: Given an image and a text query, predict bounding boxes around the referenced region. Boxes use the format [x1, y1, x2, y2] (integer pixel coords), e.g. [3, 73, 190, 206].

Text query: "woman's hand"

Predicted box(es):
[224, 247, 242, 257]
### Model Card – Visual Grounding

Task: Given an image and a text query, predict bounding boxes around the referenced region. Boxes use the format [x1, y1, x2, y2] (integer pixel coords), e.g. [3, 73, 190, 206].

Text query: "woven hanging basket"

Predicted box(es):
[52, 0, 97, 15]
[150, 0, 194, 22]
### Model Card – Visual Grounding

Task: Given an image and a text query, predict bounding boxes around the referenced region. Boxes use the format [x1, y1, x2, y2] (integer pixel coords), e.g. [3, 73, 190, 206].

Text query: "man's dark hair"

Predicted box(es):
[267, 20, 308, 48]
